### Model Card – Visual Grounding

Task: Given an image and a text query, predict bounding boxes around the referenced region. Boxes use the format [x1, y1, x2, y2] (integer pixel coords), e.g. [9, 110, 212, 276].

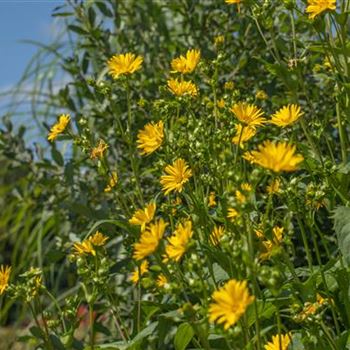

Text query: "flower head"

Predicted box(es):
[230, 102, 266, 127]
[130, 260, 149, 284]
[171, 49, 201, 74]
[260, 226, 284, 260]
[156, 274, 168, 288]
[133, 219, 168, 260]
[48, 114, 70, 141]
[0, 265, 11, 295]
[88, 231, 109, 246]
[160, 159, 192, 195]
[90, 140, 108, 160]
[217, 98, 226, 109]
[271, 104, 303, 128]
[243, 141, 304, 172]
[167, 78, 198, 97]
[264, 333, 291, 350]
[129, 202, 156, 232]
[104, 172, 118, 192]
[107, 53, 143, 79]
[208, 191, 217, 207]
[267, 178, 281, 194]
[210, 225, 225, 246]
[225, 0, 241, 3]
[256, 90, 268, 100]
[209, 279, 254, 330]
[227, 208, 239, 222]
[306, 0, 336, 19]
[231, 124, 257, 147]
[73, 240, 96, 256]
[164, 220, 193, 262]
[137, 121, 164, 155]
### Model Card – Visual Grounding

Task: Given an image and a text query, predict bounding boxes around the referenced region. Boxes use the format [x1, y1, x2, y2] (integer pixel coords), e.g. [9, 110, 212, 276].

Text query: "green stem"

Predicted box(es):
[89, 303, 95, 349]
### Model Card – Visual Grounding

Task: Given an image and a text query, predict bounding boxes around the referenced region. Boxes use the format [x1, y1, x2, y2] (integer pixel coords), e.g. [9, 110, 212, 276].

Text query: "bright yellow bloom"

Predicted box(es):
[137, 121, 164, 155]
[0, 265, 11, 295]
[129, 202, 156, 232]
[241, 183, 252, 192]
[88, 231, 109, 246]
[255, 90, 268, 100]
[209, 279, 254, 330]
[208, 191, 217, 207]
[156, 274, 168, 288]
[306, 0, 336, 19]
[167, 78, 198, 97]
[107, 53, 143, 79]
[48, 114, 70, 141]
[90, 139, 108, 160]
[171, 49, 201, 74]
[271, 104, 304, 128]
[160, 159, 192, 195]
[164, 220, 193, 262]
[217, 98, 225, 109]
[227, 208, 239, 222]
[130, 260, 149, 284]
[267, 178, 281, 194]
[264, 333, 291, 350]
[73, 240, 96, 256]
[210, 226, 225, 246]
[230, 102, 266, 127]
[133, 219, 168, 260]
[231, 124, 256, 147]
[104, 172, 118, 192]
[297, 294, 327, 321]
[225, 0, 241, 3]
[235, 190, 246, 204]
[243, 141, 304, 172]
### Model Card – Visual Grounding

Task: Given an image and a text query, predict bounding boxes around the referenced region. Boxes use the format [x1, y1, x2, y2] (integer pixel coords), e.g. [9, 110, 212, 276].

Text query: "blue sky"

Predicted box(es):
[0, 0, 64, 89]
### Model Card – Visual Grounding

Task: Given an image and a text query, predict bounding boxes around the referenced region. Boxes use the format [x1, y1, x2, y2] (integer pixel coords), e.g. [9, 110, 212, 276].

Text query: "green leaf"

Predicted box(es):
[68, 25, 88, 35]
[174, 323, 194, 350]
[51, 148, 64, 166]
[333, 206, 350, 266]
[29, 326, 45, 339]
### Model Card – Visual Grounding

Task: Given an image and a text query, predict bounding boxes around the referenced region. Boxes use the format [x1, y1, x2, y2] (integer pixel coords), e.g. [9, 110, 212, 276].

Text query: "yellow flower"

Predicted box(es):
[107, 53, 143, 79]
[129, 202, 157, 232]
[255, 229, 264, 239]
[160, 159, 192, 195]
[231, 124, 257, 147]
[164, 220, 193, 262]
[208, 191, 217, 207]
[104, 172, 118, 192]
[264, 333, 291, 350]
[217, 98, 225, 109]
[167, 78, 198, 97]
[90, 139, 108, 160]
[224, 81, 235, 90]
[267, 178, 281, 194]
[260, 226, 284, 260]
[241, 183, 252, 192]
[270, 104, 304, 128]
[230, 102, 266, 127]
[225, 0, 241, 3]
[133, 219, 168, 260]
[210, 225, 225, 246]
[306, 0, 336, 19]
[0, 265, 11, 295]
[209, 279, 254, 330]
[214, 35, 225, 46]
[73, 240, 96, 256]
[255, 90, 268, 100]
[171, 49, 201, 74]
[88, 231, 109, 246]
[48, 114, 70, 142]
[156, 274, 168, 288]
[130, 260, 149, 285]
[137, 121, 164, 155]
[235, 190, 246, 204]
[243, 141, 304, 172]
[227, 208, 239, 222]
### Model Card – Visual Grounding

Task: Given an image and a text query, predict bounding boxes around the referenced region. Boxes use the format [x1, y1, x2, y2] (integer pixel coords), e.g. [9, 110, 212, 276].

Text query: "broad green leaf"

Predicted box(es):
[174, 323, 194, 350]
[333, 206, 350, 265]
